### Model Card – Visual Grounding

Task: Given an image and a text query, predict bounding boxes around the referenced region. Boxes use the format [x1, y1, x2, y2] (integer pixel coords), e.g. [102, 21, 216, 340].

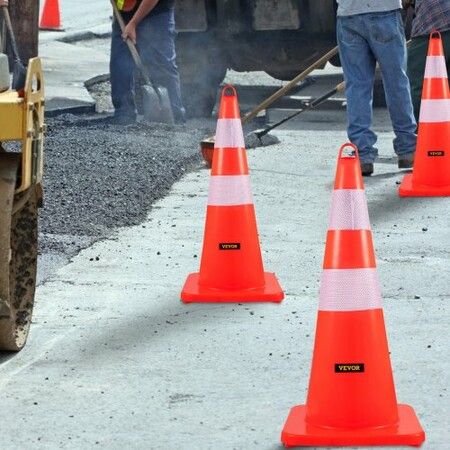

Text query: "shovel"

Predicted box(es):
[1, 6, 26, 94]
[110, 0, 174, 124]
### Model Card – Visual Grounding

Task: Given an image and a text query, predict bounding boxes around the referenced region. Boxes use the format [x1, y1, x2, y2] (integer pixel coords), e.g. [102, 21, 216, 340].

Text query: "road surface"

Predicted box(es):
[0, 105, 448, 448]
[40, 0, 110, 36]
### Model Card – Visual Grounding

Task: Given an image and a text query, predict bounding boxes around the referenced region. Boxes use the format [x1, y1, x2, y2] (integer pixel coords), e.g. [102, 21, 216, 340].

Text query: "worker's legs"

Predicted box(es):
[407, 36, 428, 123]
[137, 11, 186, 123]
[337, 15, 378, 164]
[408, 30, 450, 124]
[110, 18, 136, 121]
[367, 10, 417, 158]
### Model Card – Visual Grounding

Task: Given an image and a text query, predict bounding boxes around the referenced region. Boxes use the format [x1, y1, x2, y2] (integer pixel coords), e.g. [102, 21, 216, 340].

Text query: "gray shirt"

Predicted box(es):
[337, 0, 402, 16]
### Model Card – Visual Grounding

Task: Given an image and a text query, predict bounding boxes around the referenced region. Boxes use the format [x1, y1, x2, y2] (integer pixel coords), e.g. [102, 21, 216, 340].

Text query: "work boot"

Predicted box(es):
[398, 153, 415, 169]
[174, 111, 187, 125]
[360, 162, 374, 177]
[175, 117, 187, 125]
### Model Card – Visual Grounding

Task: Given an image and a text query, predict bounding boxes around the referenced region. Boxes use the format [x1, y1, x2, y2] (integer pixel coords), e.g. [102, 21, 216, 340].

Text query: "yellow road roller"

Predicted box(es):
[0, 55, 44, 351]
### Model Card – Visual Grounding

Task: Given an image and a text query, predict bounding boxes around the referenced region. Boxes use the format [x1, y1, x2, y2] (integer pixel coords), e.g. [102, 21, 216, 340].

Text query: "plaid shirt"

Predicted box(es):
[411, 0, 450, 37]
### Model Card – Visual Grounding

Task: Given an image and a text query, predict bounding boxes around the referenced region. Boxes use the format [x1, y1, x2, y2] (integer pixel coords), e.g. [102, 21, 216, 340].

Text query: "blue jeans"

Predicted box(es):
[110, 11, 185, 122]
[337, 10, 417, 163]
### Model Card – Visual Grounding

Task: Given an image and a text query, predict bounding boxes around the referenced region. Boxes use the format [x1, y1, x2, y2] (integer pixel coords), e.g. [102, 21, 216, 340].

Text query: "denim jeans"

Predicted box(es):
[337, 10, 417, 163]
[110, 11, 185, 122]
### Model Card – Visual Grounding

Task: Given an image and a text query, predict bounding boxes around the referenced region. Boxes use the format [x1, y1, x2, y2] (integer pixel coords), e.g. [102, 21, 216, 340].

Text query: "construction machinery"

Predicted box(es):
[0, 55, 44, 351]
[175, 0, 338, 116]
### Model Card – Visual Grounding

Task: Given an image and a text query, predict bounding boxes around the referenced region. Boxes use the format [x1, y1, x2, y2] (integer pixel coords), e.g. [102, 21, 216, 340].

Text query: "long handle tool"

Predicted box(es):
[1, 6, 26, 93]
[248, 81, 346, 145]
[241, 47, 339, 125]
[200, 46, 339, 164]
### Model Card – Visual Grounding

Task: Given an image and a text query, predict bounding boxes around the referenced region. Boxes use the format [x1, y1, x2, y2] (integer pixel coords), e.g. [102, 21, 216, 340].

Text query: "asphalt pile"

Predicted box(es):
[39, 113, 211, 265]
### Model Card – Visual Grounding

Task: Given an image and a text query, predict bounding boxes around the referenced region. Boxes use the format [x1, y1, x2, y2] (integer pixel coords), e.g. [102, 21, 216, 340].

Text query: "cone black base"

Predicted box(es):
[181, 272, 284, 303]
[281, 404, 425, 447]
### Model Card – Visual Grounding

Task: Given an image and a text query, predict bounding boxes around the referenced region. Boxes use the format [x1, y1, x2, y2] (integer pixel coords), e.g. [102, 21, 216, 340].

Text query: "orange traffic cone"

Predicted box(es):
[181, 85, 284, 303]
[399, 31, 450, 196]
[281, 143, 425, 447]
[39, 0, 63, 31]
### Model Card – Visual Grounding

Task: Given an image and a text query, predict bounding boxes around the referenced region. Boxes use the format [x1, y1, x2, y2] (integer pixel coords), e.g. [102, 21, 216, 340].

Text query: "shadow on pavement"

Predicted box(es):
[75, 300, 261, 363]
[376, 156, 397, 165]
[366, 188, 441, 223]
[365, 171, 404, 181]
[0, 352, 16, 365]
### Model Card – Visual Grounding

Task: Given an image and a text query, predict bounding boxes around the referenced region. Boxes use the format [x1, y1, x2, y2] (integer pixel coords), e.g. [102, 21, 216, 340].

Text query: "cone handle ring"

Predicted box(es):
[430, 29, 442, 39]
[338, 142, 359, 159]
[222, 84, 237, 97]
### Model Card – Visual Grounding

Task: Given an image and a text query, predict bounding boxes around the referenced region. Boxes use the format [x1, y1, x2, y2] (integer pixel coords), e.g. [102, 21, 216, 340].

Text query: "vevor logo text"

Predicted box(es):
[219, 243, 241, 250]
[335, 363, 365, 373]
[428, 150, 444, 157]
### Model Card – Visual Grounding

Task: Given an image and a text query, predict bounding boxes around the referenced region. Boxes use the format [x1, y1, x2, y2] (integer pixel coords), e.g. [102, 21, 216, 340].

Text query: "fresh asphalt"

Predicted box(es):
[37, 113, 214, 284]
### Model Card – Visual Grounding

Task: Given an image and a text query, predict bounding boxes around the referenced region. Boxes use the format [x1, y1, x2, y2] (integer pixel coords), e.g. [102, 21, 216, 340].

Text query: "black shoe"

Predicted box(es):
[360, 162, 374, 176]
[398, 153, 415, 169]
[174, 112, 187, 125]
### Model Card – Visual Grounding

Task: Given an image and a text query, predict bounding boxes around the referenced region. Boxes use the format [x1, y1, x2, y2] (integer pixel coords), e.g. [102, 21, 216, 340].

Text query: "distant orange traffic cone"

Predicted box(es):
[399, 31, 450, 196]
[281, 144, 425, 447]
[40, 0, 63, 31]
[181, 85, 284, 303]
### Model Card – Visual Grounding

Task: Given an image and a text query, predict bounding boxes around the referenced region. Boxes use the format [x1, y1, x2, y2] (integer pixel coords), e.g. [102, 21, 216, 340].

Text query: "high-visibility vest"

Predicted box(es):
[116, 0, 139, 11]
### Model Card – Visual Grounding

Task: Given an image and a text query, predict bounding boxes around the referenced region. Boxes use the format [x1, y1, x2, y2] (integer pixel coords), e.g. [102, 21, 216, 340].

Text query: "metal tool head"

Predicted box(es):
[141, 85, 174, 125]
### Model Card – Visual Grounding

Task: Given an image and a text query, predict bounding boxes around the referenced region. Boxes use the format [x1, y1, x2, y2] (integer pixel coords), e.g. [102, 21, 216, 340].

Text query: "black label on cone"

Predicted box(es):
[428, 150, 445, 157]
[219, 243, 241, 250]
[335, 363, 365, 373]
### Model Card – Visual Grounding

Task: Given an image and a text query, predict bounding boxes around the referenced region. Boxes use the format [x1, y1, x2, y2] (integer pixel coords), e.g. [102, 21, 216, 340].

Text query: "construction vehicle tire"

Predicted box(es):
[0, 172, 38, 352]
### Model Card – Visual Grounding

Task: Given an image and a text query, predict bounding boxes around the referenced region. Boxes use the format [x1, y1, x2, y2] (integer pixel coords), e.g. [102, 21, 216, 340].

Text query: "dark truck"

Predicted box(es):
[174, 0, 338, 116]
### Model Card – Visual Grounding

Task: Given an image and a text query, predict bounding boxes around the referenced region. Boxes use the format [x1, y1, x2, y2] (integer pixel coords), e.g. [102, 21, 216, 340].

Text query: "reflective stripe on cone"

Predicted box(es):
[215, 119, 245, 148]
[419, 99, 450, 123]
[328, 189, 371, 230]
[424, 55, 448, 78]
[319, 268, 382, 311]
[207, 175, 253, 206]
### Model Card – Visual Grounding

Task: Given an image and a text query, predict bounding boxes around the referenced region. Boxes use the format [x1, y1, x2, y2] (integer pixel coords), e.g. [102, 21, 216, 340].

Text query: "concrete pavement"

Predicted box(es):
[0, 124, 448, 448]
[40, 40, 109, 113]
[39, 0, 111, 114]
[39, 0, 111, 43]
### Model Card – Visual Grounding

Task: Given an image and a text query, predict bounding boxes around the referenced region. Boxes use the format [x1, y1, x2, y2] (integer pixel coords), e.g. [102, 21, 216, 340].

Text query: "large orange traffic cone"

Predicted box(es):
[39, 0, 63, 31]
[181, 85, 284, 303]
[399, 31, 450, 196]
[281, 143, 425, 447]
